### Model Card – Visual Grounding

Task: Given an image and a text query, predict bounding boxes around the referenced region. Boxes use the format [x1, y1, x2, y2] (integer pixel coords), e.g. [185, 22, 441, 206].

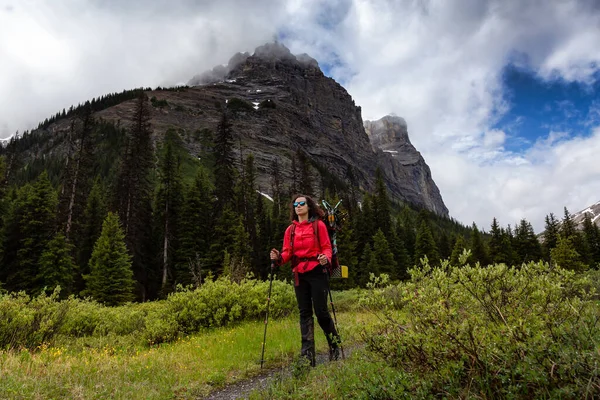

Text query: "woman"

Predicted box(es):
[270, 194, 341, 366]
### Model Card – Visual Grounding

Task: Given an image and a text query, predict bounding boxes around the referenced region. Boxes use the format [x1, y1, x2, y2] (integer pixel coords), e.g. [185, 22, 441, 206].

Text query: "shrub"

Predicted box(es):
[362, 261, 600, 398]
[0, 289, 69, 349]
[226, 98, 254, 112]
[167, 275, 296, 333]
[150, 97, 169, 108]
[0, 276, 296, 350]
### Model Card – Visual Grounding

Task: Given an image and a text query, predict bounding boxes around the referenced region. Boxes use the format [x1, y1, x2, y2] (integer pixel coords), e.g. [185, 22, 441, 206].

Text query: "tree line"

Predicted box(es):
[1, 92, 598, 305]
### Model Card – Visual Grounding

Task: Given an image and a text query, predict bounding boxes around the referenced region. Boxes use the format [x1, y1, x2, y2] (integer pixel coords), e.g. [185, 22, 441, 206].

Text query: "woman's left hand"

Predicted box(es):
[317, 254, 328, 265]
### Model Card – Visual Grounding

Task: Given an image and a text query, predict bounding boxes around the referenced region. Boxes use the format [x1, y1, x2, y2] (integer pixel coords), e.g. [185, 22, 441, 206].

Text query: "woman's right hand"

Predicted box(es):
[270, 249, 280, 261]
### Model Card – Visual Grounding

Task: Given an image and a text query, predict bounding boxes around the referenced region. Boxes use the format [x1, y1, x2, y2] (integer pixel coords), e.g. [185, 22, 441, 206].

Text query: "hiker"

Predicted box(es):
[270, 194, 341, 366]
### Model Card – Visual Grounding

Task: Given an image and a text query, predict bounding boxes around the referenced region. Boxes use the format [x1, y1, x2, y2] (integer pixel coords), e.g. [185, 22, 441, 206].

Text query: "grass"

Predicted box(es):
[249, 348, 414, 400]
[0, 311, 376, 399]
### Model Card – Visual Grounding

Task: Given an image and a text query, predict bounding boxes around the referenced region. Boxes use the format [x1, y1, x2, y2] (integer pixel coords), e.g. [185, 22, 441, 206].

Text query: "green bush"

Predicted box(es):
[168, 276, 296, 333]
[327, 288, 365, 312]
[362, 261, 600, 399]
[150, 97, 169, 108]
[0, 289, 72, 349]
[226, 98, 254, 112]
[0, 276, 296, 350]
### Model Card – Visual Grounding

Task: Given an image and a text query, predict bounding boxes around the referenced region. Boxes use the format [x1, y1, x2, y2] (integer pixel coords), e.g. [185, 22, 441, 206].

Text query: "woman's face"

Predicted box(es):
[294, 197, 309, 217]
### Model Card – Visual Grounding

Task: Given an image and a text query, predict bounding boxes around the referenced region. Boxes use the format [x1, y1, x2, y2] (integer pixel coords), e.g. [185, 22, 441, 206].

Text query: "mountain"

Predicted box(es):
[5, 42, 448, 216]
[572, 200, 600, 228]
[364, 115, 447, 216]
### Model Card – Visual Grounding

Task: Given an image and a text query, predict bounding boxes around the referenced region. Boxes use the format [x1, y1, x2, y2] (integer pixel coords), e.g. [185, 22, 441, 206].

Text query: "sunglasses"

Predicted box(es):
[293, 201, 307, 207]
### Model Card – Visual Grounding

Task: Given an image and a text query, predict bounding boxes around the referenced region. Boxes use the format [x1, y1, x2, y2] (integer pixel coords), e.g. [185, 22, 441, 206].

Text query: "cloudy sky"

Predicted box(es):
[1, 0, 600, 232]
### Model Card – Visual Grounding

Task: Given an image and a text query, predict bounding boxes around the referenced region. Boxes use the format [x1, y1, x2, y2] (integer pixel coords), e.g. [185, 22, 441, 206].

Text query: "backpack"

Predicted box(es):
[321, 200, 346, 278]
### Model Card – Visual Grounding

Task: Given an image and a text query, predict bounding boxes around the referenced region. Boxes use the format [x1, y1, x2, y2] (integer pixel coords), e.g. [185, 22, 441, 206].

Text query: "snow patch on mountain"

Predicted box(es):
[571, 200, 600, 228]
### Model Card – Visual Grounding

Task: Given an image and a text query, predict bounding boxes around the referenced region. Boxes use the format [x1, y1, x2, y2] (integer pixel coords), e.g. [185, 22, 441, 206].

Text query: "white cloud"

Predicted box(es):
[287, 0, 600, 231]
[1, 0, 600, 232]
[0, 0, 283, 137]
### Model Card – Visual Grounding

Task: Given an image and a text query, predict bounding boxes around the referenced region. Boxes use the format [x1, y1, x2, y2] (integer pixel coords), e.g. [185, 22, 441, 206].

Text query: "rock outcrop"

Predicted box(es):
[365, 115, 448, 216]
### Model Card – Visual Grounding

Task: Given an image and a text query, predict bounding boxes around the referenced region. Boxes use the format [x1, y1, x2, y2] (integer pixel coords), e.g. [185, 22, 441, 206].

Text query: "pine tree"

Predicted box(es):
[84, 212, 135, 306]
[355, 194, 375, 256]
[57, 103, 95, 240]
[489, 218, 503, 263]
[335, 215, 358, 288]
[3, 172, 58, 294]
[177, 169, 213, 285]
[0, 156, 7, 207]
[582, 214, 600, 266]
[240, 154, 259, 274]
[550, 235, 587, 272]
[542, 213, 560, 261]
[114, 92, 155, 300]
[296, 150, 313, 196]
[437, 231, 452, 261]
[77, 179, 107, 284]
[38, 232, 76, 297]
[208, 206, 239, 275]
[450, 234, 468, 266]
[372, 168, 392, 237]
[514, 218, 542, 264]
[231, 215, 252, 273]
[368, 229, 397, 278]
[560, 207, 577, 239]
[414, 221, 439, 267]
[470, 223, 490, 266]
[270, 158, 288, 247]
[560, 208, 589, 265]
[0, 157, 8, 270]
[399, 206, 416, 262]
[213, 112, 236, 211]
[0, 188, 22, 286]
[388, 224, 409, 279]
[502, 225, 518, 266]
[357, 243, 373, 287]
[198, 128, 215, 172]
[344, 165, 359, 215]
[155, 133, 184, 291]
[255, 192, 273, 279]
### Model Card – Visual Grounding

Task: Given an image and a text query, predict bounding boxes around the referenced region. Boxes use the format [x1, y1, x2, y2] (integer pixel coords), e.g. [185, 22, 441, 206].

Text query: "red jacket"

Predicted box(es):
[280, 219, 332, 273]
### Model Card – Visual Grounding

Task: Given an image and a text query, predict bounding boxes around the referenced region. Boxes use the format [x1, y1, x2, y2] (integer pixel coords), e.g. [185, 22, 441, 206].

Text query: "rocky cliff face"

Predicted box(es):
[365, 115, 448, 216]
[26, 42, 449, 217]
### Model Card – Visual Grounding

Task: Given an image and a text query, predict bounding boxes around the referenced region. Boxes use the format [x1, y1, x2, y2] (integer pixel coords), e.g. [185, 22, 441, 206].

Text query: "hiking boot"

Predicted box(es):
[329, 346, 340, 361]
[301, 348, 316, 367]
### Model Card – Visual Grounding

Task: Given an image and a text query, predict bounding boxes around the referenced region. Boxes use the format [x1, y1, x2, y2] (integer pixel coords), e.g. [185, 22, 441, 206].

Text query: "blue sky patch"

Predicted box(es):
[495, 64, 600, 153]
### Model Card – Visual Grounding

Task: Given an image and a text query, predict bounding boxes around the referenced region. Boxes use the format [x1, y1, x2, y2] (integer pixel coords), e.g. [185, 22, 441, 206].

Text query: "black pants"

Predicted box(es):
[294, 267, 339, 365]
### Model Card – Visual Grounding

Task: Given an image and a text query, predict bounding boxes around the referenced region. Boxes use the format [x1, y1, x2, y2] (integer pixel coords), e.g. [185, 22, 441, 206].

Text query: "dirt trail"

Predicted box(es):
[202, 349, 351, 400]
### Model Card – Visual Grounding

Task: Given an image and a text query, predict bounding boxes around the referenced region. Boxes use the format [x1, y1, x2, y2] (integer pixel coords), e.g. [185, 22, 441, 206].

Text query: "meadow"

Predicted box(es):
[1, 260, 599, 399]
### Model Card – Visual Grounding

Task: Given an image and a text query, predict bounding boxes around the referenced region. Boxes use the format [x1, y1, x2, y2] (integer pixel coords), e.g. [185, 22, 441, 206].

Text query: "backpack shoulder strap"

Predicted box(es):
[290, 223, 296, 254]
[312, 220, 321, 251]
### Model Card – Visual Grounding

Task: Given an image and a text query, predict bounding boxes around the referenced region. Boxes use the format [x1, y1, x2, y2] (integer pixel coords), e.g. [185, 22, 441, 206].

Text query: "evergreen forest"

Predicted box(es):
[1, 92, 599, 306]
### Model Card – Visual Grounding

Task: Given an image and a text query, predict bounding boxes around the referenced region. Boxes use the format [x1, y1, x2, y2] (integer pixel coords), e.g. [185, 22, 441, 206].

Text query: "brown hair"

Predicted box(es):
[289, 194, 324, 222]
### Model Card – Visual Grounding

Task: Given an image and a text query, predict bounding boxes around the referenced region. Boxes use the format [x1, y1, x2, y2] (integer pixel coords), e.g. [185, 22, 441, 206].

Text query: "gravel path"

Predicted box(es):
[202, 349, 351, 400]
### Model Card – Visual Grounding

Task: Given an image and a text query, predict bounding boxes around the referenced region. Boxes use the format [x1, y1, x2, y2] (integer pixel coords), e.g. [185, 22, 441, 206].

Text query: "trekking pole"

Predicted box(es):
[326, 273, 345, 360]
[260, 261, 275, 369]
